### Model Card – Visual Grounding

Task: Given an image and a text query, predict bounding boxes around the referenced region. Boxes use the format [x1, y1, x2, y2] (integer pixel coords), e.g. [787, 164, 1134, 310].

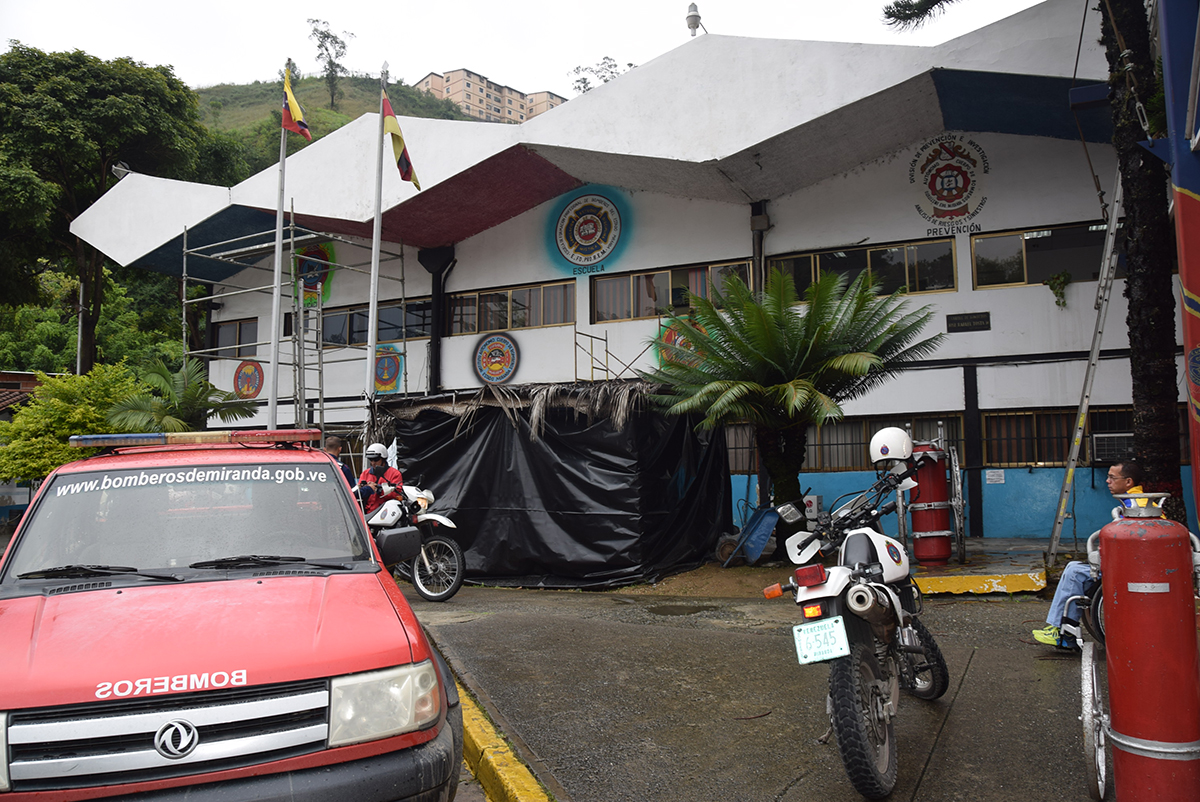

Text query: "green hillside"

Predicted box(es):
[196, 74, 473, 174]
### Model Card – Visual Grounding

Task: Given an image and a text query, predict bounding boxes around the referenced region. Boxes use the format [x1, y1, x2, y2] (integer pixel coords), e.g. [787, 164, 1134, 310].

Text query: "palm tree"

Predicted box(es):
[108, 358, 257, 432]
[643, 269, 943, 558]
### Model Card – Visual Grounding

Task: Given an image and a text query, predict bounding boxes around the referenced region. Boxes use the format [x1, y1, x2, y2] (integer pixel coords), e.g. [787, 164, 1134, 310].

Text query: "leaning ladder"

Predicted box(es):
[1047, 174, 1124, 563]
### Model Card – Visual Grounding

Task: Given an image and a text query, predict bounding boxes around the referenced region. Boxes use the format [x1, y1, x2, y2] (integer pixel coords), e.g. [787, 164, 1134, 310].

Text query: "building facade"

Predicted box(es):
[416, 69, 567, 124]
[72, 0, 1193, 540]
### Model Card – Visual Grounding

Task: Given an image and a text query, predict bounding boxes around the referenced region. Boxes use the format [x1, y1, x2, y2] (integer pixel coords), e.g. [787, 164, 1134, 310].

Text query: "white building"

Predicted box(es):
[71, 0, 1190, 551]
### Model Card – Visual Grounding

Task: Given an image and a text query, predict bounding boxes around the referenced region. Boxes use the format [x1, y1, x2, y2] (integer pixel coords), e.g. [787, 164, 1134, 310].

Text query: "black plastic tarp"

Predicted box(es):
[392, 407, 732, 588]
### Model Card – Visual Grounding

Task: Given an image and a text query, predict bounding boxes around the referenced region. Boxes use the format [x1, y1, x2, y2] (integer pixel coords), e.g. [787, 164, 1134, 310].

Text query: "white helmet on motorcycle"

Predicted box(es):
[365, 443, 389, 461]
[869, 427, 913, 468]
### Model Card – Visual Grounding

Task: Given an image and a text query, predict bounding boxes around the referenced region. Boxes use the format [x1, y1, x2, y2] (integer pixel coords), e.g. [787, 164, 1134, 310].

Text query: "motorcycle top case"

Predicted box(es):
[840, 529, 910, 583]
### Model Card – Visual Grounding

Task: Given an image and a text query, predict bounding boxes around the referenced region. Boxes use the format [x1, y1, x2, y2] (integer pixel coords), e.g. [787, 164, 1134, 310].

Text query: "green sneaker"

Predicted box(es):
[1032, 624, 1061, 646]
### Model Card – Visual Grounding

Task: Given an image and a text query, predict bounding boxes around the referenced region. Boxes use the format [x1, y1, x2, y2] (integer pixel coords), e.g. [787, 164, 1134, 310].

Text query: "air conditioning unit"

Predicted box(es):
[1091, 432, 1134, 463]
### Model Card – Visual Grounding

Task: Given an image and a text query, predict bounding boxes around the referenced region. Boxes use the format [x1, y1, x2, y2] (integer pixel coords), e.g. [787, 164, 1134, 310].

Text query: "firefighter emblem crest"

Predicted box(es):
[556, 194, 621, 267]
[909, 134, 990, 234]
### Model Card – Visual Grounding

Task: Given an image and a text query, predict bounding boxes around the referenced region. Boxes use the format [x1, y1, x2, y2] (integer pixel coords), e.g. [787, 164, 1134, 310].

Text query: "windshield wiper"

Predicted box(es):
[189, 555, 307, 569]
[17, 564, 185, 582]
[188, 555, 357, 571]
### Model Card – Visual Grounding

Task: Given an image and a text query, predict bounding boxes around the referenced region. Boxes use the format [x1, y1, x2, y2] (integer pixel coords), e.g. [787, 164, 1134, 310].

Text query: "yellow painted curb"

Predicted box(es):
[458, 681, 553, 802]
[914, 570, 1046, 595]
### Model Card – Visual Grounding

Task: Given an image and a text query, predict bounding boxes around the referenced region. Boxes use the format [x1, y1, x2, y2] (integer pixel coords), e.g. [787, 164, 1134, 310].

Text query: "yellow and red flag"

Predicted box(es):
[382, 92, 420, 190]
[282, 69, 312, 141]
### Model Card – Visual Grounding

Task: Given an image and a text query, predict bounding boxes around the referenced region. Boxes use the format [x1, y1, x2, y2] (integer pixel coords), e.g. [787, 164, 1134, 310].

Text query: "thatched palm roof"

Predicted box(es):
[374, 379, 664, 442]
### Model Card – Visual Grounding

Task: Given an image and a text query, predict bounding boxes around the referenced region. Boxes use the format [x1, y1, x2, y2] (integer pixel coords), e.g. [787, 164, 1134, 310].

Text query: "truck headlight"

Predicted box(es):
[0, 711, 8, 791]
[328, 661, 440, 747]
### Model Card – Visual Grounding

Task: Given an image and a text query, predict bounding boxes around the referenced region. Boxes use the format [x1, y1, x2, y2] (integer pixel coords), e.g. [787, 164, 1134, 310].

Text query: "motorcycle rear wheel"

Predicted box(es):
[410, 534, 465, 602]
[902, 617, 950, 700]
[829, 641, 898, 800]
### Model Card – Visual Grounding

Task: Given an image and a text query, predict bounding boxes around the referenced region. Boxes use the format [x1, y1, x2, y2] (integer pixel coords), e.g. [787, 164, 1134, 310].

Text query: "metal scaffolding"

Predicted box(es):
[179, 215, 409, 438]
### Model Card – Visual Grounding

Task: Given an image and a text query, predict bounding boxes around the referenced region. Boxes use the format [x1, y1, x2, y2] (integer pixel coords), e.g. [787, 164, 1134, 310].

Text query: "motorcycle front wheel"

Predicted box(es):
[829, 641, 898, 800]
[410, 533, 465, 602]
[902, 617, 950, 700]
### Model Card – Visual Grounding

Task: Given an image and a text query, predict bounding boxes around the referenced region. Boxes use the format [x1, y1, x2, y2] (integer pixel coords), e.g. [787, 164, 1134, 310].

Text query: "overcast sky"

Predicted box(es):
[4, 0, 1044, 98]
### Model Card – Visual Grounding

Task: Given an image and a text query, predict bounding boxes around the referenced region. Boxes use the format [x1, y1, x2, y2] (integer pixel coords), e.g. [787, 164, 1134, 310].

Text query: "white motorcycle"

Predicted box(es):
[366, 484, 465, 602]
[764, 428, 949, 800]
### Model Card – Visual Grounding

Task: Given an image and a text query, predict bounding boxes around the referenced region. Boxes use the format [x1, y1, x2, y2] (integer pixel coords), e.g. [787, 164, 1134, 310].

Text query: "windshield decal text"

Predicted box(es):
[96, 670, 248, 698]
[56, 467, 329, 496]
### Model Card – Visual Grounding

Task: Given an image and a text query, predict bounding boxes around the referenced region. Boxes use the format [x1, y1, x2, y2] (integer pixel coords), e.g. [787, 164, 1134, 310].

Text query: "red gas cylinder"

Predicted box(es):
[909, 443, 952, 566]
[1101, 504, 1200, 801]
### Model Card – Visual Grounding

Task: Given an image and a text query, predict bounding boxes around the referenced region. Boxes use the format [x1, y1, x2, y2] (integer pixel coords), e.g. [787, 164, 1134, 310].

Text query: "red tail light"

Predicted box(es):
[793, 564, 827, 587]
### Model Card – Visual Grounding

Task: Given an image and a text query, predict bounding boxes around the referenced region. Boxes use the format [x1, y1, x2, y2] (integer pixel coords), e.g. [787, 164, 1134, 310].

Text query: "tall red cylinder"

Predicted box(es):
[909, 444, 952, 565]
[1101, 512, 1200, 801]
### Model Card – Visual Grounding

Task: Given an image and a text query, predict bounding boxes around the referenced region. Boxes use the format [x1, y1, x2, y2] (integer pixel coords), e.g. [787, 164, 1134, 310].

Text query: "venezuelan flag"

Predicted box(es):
[282, 70, 312, 142]
[382, 92, 420, 190]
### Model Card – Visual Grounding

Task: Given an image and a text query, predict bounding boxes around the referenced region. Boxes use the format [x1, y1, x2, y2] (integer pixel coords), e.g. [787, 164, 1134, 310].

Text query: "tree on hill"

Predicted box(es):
[571, 56, 635, 94]
[309, 19, 354, 110]
[642, 269, 943, 559]
[0, 43, 248, 375]
[882, 0, 1186, 523]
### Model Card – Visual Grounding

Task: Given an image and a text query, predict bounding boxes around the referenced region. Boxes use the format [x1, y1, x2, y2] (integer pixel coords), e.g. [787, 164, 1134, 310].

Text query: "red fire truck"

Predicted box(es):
[0, 430, 461, 801]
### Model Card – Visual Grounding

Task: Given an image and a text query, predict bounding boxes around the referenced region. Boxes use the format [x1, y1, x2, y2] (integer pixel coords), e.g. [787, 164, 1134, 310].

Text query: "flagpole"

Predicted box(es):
[366, 63, 387, 402]
[267, 64, 291, 430]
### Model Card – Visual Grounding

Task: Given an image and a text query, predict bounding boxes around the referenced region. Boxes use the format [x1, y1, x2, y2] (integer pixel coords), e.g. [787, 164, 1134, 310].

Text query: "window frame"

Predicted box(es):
[214, 318, 259, 358]
[590, 259, 752, 324]
[768, 236, 957, 298]
[320, 298, 433, 348]
[971, 220, 1125, 291]
[447, 280, 576, 335]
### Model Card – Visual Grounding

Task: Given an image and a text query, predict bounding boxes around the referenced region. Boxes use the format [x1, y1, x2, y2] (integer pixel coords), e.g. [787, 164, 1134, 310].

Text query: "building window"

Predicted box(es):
[982, 405, 1188, 467]
[323, 300, 432, 346]
[215, 319, 258, 358]
[769, 237, 955, 296]
[725, 423, 758, 475]
[795, 415, 963, 472]
[449, 281, 575, 334]
[591, 261, 751, 323]
[972, 221, 1124, 289]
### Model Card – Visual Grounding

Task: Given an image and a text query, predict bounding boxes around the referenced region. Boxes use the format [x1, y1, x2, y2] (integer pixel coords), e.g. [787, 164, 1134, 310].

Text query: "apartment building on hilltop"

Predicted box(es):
[416, 69, 568, 123]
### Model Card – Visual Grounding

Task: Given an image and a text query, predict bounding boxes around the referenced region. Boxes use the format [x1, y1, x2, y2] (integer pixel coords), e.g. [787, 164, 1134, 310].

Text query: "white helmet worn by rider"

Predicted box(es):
[869, 427, 913, 468]
[365, 443, 389, 462]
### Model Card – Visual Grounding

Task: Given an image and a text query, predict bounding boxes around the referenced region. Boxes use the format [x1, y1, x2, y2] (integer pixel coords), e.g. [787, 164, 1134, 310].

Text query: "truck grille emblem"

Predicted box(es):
[154, 720, 199, 759]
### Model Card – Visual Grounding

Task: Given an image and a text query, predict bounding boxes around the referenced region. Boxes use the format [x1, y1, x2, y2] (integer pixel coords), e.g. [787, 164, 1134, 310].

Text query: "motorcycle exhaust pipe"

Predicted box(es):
[846, 584, 895, 625]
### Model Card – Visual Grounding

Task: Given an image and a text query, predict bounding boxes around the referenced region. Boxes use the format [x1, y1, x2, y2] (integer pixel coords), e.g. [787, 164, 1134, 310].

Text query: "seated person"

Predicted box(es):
[354, 442, 403, 517]
[1032, 460, 1148, 650]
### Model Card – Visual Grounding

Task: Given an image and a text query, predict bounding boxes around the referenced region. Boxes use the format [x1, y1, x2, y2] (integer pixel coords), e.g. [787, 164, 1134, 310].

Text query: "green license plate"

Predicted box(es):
[792, 615, 850, 664]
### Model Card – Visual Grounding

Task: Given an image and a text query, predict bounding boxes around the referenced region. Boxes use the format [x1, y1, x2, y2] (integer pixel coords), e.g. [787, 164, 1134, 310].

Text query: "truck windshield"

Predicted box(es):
[4, 463, 371, 577]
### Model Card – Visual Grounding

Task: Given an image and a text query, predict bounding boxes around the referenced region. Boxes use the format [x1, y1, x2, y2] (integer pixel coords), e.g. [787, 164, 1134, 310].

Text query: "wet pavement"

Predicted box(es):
[409, 585, 1106, 802]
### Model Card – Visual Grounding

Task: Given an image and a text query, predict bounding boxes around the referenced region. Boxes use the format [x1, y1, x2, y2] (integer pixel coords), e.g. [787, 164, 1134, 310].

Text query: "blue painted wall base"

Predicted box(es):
[730, 466, 1197, 540]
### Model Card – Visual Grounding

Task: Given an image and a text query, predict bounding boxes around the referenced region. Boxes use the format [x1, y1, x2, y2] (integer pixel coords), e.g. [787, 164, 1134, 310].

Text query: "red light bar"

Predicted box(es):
[70, 430, 322, 448]
[793, 564, 828, 587]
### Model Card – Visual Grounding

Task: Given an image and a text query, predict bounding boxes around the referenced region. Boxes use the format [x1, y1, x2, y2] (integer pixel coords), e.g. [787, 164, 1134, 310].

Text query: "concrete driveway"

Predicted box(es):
[409, 586, 1104, 802]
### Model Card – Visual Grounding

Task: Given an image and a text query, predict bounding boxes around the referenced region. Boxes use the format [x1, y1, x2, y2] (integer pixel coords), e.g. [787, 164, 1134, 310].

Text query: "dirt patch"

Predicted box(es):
[615, 561, 792, 599]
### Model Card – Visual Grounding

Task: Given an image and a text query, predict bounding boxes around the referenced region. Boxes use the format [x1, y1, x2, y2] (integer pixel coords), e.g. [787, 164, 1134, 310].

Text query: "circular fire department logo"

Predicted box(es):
[886, 542, 903, 566]
[556, 194, 621, 266]
[234, 361, 264, 399]
[909, 135, 989, 227]
[474, 334, 519, 384]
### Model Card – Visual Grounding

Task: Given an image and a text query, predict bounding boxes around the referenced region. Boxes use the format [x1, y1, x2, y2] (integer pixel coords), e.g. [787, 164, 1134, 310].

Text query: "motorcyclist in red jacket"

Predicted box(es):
[355, 442, 403, 516]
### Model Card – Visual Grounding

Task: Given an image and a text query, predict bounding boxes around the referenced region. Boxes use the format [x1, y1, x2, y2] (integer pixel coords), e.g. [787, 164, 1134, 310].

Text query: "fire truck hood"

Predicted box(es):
[0, 573, 415, 709]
